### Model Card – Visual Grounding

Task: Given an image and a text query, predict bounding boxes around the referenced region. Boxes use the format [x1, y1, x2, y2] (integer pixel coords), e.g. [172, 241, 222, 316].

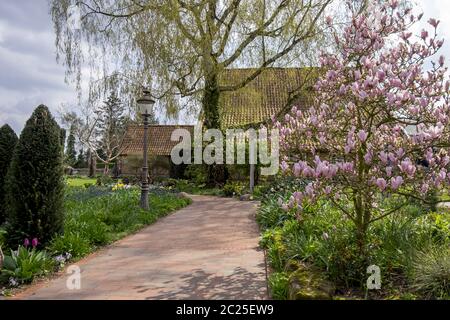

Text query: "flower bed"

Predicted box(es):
[258, 178, 450, 300]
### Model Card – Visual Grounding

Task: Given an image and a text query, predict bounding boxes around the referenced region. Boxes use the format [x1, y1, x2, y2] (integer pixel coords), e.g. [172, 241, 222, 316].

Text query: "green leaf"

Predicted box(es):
[2, 255, 17, 271]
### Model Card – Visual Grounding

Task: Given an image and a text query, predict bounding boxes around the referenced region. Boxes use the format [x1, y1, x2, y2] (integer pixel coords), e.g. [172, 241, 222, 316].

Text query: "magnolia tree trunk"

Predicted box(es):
[352, 188, 373, 259]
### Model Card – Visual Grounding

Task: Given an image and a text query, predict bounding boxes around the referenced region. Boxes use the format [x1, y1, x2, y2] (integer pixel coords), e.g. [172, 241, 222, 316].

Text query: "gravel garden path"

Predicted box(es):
[13, 195, 268, 300]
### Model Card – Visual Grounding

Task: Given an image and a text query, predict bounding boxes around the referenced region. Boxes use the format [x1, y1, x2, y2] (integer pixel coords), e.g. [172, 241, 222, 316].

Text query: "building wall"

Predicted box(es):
[120, 153, 171, 178]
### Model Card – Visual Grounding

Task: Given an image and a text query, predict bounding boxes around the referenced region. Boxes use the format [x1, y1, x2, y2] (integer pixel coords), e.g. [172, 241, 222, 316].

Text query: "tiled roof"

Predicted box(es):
[218, 67, 316, 128]
[121, 68, 316, 156]
[121, 125, 194, 156]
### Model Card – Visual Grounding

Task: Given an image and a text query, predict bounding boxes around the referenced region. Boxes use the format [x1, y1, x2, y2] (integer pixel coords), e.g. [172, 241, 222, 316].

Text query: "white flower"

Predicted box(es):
[9, 278, 18, 287]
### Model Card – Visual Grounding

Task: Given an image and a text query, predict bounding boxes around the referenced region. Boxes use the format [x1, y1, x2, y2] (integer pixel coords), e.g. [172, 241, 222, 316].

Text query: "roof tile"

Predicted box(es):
[121, 125, 194, 156]
[218, 67, 315, 128]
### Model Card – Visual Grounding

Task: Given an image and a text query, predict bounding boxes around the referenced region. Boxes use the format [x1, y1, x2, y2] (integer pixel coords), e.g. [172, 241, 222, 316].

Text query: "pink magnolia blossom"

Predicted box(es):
[305, 183, 315, 198]
[379, 151, 388, 164]
[400, 159, 416, 177]
[421, 183, 429, 194]
[293, 191, 303, 204]
[421, 29, 428, 40]
[357, 130, 368, 142]
[293, 162, 302, 177]
[281, 161, 289, 172]
[428, 18, 440, 28]
[396, 148, 405, 159]
[377, 69, 386, 81]
[364, 152, 373, 164]
[390, 176, 404, 190]
[376, 178, 387, 191]
[341, 162, 354, 173]
[386, 166, 393, 177]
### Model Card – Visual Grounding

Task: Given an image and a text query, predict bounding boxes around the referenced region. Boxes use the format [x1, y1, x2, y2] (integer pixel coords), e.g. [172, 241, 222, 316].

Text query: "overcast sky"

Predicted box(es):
[0, 0, 449, 134]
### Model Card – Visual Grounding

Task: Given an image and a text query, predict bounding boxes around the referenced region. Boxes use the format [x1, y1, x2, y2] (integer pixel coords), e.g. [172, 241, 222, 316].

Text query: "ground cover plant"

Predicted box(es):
[258, 176, 450, 299]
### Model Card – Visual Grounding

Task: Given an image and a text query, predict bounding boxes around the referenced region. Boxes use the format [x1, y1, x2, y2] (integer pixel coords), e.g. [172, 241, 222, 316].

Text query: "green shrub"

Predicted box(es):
[257, 176, 309, 201]
[261, 220, 304, 273]
[268, 272, 289, 300]
[160, 178, 224, 196]
[0, 228, 7, 251]
[96, 175, 115, 186]
[411, 247, 450, 299]
[257, 197, 294, 230]
[0, 246, 54, 285]
[6, 105, 64, 246]
[0, 124, 18, 225]
[223, 181, 246, 197]
[258, 187, 450, 296]
[48, 233, 91, 259]
[164, 178, 190, 190]
[185, 164, 207, 185]
[425, 212, 450, 244]
[119, 175, 140, 185]
[368, 213, 429, 279]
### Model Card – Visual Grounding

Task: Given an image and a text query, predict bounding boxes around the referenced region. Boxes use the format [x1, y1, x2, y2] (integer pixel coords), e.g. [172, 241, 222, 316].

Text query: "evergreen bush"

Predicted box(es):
[6, 105, 65, 246]
[0, 124, 18, 224]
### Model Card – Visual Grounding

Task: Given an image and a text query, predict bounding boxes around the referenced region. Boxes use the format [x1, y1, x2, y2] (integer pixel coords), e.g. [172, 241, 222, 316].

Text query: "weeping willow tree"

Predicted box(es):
[50, 0, 333, 183]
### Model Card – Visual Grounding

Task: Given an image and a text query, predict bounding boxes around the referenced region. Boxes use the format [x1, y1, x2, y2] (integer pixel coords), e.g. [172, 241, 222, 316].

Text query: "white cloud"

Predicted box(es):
[0, 0, 78, 133]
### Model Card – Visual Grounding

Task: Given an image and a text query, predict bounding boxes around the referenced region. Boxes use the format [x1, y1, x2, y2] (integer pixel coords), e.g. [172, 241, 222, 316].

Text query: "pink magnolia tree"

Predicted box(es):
[276, 0, 450, 251]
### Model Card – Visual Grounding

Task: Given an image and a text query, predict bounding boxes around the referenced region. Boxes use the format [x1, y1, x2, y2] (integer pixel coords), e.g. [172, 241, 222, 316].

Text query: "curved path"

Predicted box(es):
[13, 195, 268, 300]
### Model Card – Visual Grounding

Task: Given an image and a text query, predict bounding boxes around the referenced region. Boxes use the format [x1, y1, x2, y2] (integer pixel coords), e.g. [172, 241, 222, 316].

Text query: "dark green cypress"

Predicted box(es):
[6, 105, 64, 246]
[60, 127, 66, 151]
[65, 125, 77, 166]
[0, 124, 18, 224]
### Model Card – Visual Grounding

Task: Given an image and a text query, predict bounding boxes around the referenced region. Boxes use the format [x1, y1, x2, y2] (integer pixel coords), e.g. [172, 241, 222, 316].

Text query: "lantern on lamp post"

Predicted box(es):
[137, 89, 155, 210]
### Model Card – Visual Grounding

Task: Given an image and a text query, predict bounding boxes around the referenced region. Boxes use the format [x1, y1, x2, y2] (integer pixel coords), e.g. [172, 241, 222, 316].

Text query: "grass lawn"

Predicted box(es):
[66, 176, 97, 187]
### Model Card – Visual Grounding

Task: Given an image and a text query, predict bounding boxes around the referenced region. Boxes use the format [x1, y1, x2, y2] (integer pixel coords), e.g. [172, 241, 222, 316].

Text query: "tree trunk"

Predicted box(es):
[202, 74, 220, 129]
[354, 193, 368, 258]
[356, 223, 367, 256]
[88, 150, 96, 177]
[103, 163, 109, 175]
[202, 72, 228, 186]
